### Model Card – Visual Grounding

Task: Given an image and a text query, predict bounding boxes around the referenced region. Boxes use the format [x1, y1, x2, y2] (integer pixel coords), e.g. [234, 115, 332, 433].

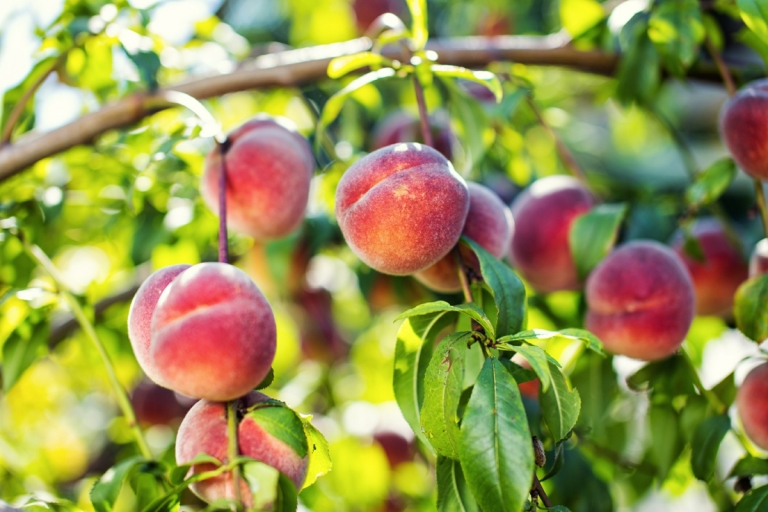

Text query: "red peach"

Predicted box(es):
[720, 79, 768, 181]
[352, 0, 407, 34]
[176, 392, 309, 507]
[373, 431, 415, 468]
[736, 363, 768, 450]
[671, 219, 748, 317]
[370, 111, 455, 161]
[150, 262, 276, 401]
[127, 264, 191, 386]
[202, 116, 314, 240]
[508, 175, 596, 293]
[131, 379, 193, 427]
[335, 143, 470, 275]
[414, 182, 513, 293]
[585, 241, 695, 361]
[749, 238, 768, 277]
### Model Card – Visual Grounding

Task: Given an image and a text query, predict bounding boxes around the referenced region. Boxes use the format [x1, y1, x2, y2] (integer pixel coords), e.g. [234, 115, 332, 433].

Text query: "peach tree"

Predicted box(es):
[2, 0, 768, 511]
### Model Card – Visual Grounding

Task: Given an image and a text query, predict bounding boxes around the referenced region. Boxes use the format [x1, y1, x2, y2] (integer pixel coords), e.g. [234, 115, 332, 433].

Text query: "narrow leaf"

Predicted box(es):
[497, 328, 604, 356]
[275, 473, 298, 512]
[558, 328, 605, 355]
[738, 0, 768, 46]
[540, 361, 581, 443]
[691, 415, 731, 481]
[431, 65, 502, 103]
[460, 238, 526, 338]
[649, 404, 682, 480]
[569, 203, 628, 280]
[685, 158, 737, 208]
[436, 455, 480, 512]
[458, 358, 534, 512]
[300, 415, 332, 488]
[2, 319, 49, 394]
[91, 457, 143, 512]
[247, 405, 308, 458]
[734, 274, 768, 342]
[735, 484, 768, 512]
[497, 344, 551, 392]
[394, 312, 457, 448]
[396, 301, 493, 339]
[327, 52, 388, 79]
[421, 332, 472, 458]
[560, 0, 605, 38]
[729, 456, 768, 478]
[406, 0, 428, 50]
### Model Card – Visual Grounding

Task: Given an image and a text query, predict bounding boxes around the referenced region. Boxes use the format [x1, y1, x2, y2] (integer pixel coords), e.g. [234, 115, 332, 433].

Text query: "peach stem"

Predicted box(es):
[21, 239, 153, 460]
[705, 36, 736, 97]
[412, 74, 434, 147]
[754, 180, 768, 240]
[226, 399, 244, 508]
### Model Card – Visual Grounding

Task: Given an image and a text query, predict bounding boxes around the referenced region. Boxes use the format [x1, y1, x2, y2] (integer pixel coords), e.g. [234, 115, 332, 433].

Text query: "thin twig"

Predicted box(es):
[754, 180, 768, 240]
[532, 474, 553, 508]
[21, 239, 152, 460]
[412, 75, 434, 147]
[526, 96, 587, 183]
[705, 36, 736, 97]
[1, 51, 70, 146]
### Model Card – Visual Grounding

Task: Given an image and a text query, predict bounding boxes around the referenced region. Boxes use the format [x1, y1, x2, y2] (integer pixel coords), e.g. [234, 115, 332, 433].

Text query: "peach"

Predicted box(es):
[585, 240, 695, 361]
[736, 363, 768, 450]
[671, 219, 748, 317]
[150, 262, 276, 401]
[508, 175, 596, 293]
[720, 79, 768, 181]
[335, 143, 470, 275]
[749, 238, 768, 277]
[131, 379, 194, 427]
[414, 182, 513, 292]
[176, 392, 309, 507]
[202, 116, 314, 240]
[370, 111, 455, 161]
[127, 264, 191, 386]
[352, 0, 407, 34]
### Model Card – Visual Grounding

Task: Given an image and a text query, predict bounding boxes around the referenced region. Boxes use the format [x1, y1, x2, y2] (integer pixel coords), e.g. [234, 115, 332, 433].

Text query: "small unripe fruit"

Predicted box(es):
[720, 79, 768, 181]
[128, 264, 191, 386]
[585, 241, 695, 361]
[151, 262, 276, 401]
[508, 175, 595, 293]
[176, 392, 309, 507]
[202, 116, 314, 240]
[335, 143, 470, 275]
[749, 238, 768, 277]
[736, 363, 768, 450]
[415, 182, 513, 293]
[671, 219, 748, 317]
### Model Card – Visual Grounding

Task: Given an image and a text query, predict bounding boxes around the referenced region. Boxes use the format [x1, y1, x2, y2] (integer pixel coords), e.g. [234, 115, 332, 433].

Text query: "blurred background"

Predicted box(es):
[1, 0, 767, 510]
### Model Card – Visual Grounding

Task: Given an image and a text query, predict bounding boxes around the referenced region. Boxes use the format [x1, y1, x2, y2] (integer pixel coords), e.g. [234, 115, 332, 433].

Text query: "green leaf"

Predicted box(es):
[275, 473, 298, 512]
[443, 79, 493, 173]
[247, 404, 309, 458]
[712, 372, 737, 405]
[496, 344, 551, 392]
[255, 367, 274, 390]
[539, 361, 581, 443]
[431, 65, 502, 103]
[685, 158, 737, 208]
[729, 456, 768, 478]
[121, 46, 161, 90]
[648, 0, 705, 75]
[91, 457, 143, 512]
[2, 319, 49, 394]
[458, 358, 534, 512]
[327, 52, 389, 79]
[394, 311, 457, 448]
[616, 19, 661, 105]
[691, 415, 730, 481]
[541, 441, 566, 482]
[300, 415, 332, 489]
[396, 301, 494, 339]
[406, 0, 428, 50]
[569, 203, 628, 280]
[460, 238, 526, 338]
[649, 404, 682, 480]
[497, 328, 605, 356]
[736, 485, 768, 511]
[735, 274, 768, 342]
[738, 0, 768, 46]
[436, 456, 480, 512]
[316, 68, 396, 149]
[560, 0, 605, 38]
[421, 332, 472, 458]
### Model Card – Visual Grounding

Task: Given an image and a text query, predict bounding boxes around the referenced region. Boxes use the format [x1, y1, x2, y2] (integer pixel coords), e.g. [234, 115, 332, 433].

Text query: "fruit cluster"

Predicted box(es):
[127, 117, 315, 506]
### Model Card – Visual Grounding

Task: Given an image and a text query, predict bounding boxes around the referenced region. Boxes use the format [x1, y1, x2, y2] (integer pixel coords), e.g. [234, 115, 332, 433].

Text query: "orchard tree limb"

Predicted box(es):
[3, 32, 750, 183]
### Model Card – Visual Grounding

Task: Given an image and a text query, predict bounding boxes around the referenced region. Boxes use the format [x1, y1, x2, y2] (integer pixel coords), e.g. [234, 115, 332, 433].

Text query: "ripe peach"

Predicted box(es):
[370, 111, 455, 161]
[335, 143, 470, 275]
[736, 363, 768, 450]
[414, 182, 513, 292]
[352, 0, 406, 34]
[151, 262, 276, 401]
[585, 241, 695, 361]
[176, 392, 308, 507]
[749, 238, 768, 277]
[373, 431, 415, 468]
[508, 175, 596, 293]
[131, 379, 194, 427]
[671, 219, 748, 317]
[720, 79, 768, 181]
[201, 116, 314, 240]
[128, 264, 191, 386]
